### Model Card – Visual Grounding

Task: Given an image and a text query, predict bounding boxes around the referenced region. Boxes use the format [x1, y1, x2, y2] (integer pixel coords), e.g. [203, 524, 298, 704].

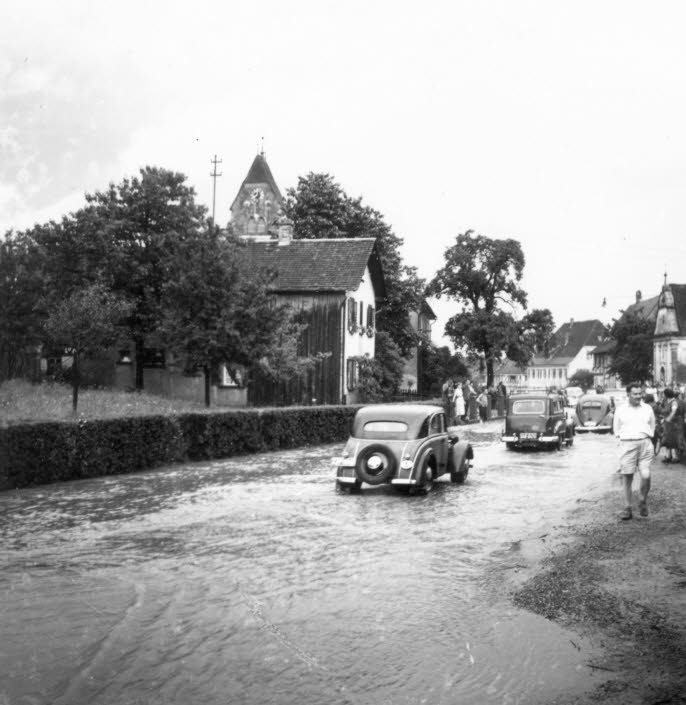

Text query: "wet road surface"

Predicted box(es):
[0, 426, 622, 705]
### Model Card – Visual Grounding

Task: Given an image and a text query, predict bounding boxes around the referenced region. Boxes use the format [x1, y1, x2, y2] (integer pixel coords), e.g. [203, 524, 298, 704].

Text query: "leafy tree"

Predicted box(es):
[427, 231, 531, 388]
[350, 331, 405, 402]
[42, 284, 132, 412]
[507, 308, 556, 366]
[283, 173, 425, 357]
[0, 231, 46, 380]
[568, 368, 595, 391]
[419, 344, 469, 397]
[159, 229, 306, 406]
[608, 311, 654, 384]
[75, 166, 208, 390]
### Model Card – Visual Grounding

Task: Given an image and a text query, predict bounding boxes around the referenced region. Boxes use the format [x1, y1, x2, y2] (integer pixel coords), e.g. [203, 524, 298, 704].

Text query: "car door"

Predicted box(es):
[429, 411, 449, 471]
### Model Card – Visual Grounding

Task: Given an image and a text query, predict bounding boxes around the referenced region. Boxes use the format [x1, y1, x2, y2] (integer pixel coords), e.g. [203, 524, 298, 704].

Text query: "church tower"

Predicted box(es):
[229, 151, 287, 241]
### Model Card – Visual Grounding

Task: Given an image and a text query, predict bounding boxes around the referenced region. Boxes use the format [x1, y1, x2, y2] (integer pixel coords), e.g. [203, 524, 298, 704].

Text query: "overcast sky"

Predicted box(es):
[2, 1, 685, 345]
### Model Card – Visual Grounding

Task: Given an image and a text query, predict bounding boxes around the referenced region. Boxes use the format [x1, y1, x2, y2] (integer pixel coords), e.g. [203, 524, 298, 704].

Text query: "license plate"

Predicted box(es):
[332, 457, 355, 467]
[520, 432, 537, 439]
[584, 421, 597, 427]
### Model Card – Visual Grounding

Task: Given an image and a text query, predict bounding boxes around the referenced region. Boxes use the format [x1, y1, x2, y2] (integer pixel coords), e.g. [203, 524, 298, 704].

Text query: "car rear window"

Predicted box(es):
[512, 400, 545, 415]
[363, 421, 409, 434]
[581, 400, 603, 408]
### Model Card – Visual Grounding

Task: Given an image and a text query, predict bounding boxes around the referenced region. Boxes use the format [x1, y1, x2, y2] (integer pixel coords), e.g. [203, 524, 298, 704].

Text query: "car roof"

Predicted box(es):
[354, 404, 444, 422]
[578, 393, 611, 402]
[509, 392, 557, 400]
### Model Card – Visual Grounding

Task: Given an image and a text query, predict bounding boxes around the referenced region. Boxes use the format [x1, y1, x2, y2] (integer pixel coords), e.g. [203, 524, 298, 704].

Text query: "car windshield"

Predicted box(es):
[363, 421, 409, 434]
[512, 400, 545, 415]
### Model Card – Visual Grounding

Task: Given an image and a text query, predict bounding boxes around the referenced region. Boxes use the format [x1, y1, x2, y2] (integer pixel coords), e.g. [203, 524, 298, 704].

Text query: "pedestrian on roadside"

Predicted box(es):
[612, 382, 656, 520]
[453, 381, 466, 425]
[644, 393, 662, 455]
[442, 378, 455, 425]
[661, 388, 685, 464]
[476, 388, 489, 423]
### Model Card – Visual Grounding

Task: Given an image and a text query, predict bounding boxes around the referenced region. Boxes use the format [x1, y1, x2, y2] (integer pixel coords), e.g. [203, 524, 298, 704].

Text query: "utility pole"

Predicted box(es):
[210, 154, 222, 225]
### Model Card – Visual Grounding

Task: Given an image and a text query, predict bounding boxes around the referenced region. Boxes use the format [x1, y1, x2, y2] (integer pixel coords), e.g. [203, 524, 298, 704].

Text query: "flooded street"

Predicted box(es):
[1, 428, 621, 705]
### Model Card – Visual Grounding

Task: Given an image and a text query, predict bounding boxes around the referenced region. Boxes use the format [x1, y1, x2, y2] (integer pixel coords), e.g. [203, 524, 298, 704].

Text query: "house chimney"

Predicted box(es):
[276, 213, 293, 246]
[635, 290, 642, 303]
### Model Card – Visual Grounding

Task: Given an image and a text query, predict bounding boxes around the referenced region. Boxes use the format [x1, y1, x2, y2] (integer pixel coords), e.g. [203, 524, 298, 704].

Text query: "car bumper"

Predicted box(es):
[502, 435, 560, 443]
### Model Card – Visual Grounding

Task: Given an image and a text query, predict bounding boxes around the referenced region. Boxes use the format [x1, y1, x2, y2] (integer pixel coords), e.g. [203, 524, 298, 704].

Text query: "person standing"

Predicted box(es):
[453, 382, 466, 425]
[613, 382, 656, 520]
[661, 388, 685, 463]
[477, 388, 489, 423]
[442, 378, 455, 425]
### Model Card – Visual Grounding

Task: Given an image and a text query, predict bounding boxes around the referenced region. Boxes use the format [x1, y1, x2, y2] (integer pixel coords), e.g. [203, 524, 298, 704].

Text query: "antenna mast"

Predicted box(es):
[210, 154, 223, 225]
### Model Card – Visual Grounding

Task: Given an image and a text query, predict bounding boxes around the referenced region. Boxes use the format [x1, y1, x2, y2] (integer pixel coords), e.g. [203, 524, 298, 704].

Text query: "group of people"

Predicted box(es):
[643, 387, 686, 463]
[441, 378, 507, 425]
[613, 381, 685, 521]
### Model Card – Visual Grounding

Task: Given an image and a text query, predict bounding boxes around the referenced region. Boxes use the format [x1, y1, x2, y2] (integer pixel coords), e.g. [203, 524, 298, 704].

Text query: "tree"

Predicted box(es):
[507, 308, 556, 366]
[350, 331, 405, 402]
[427, 231, 530, 387]
[75, 166, 208, 390]
[158, 229, 306, 406]
[0, 231, 46, 380]
[419, 345, 469, 397]
[42, 284, 132, 412]
[283, 173, 425, 357]
[569, 368, 595, 391]
[608, 311, 654, 384]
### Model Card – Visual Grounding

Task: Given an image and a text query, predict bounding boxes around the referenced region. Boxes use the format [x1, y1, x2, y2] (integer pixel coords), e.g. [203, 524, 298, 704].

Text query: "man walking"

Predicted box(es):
[613, 382, 656, 520]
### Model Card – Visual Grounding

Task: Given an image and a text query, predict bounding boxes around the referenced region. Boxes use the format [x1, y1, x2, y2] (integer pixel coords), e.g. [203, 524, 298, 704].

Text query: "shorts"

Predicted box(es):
[618, 439, 653, 479]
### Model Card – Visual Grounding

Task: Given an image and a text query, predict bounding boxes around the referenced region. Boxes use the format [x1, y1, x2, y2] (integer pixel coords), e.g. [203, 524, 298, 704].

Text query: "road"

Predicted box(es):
[0, 424, 622, 705]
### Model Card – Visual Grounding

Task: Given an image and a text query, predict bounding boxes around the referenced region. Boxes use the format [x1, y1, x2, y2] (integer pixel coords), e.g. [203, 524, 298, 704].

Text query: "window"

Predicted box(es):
[141, 348, 166, 368]
[346, 358, 358, 390]
[429, 414, 444, 434]
[221, 365, 243, 387]
[359, 301, 364, 326]
[347, 297, 357, 332]
[512, 399, 545, 415]
[364, 421, 408, 434]
[366, 305, 375, 329]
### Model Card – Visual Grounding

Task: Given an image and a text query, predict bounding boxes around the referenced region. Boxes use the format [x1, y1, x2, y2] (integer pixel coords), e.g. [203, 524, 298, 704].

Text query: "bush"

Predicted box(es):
[0, 405, 359, 489]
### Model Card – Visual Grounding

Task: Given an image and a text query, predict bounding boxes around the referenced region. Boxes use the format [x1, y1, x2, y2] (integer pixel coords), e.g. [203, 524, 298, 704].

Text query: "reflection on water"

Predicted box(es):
[0, 435, 618, 704]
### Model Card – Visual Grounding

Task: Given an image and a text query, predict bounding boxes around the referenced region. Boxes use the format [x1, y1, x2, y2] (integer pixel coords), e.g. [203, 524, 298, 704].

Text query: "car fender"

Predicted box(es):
[448, 440, 473, 472]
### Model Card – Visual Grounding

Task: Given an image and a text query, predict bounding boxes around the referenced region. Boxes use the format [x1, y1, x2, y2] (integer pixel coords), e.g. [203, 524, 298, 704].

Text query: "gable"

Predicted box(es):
[547, 319, 606, 360]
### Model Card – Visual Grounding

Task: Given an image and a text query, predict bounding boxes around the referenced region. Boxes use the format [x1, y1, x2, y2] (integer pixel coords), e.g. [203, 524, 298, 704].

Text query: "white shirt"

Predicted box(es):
[613, 401, 656, 440]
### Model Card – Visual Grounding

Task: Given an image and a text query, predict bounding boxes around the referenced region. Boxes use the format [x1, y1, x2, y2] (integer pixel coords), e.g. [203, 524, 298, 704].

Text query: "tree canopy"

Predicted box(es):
[159, 228, 303, 406]
[427, 230, 552, 387]
[608, 311, 654, 384]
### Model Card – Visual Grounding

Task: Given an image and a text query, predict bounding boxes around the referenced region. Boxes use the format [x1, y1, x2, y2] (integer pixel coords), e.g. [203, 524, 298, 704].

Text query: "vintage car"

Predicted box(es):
[501, 392, 575, 450]
[332, 404, 474, 494]
[575, 393, 615, 433]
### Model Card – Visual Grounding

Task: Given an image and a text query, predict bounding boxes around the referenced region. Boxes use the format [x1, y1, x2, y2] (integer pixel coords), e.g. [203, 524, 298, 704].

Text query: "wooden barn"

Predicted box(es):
[241, 236, 386, 406]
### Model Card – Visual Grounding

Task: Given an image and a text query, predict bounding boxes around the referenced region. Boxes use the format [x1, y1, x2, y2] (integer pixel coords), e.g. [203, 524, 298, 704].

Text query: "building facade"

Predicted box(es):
[653, 283, 686, 386]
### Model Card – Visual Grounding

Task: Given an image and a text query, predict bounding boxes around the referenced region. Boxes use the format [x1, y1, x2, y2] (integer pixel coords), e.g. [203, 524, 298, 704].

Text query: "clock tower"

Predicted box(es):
[229, 151, 285, 241]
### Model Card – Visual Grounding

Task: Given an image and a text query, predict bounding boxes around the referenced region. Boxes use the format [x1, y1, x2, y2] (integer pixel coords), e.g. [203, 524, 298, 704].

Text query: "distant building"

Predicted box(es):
[653, 283, 686, 386]
[402, 300, 436, 393]
[525, 318, 606, 389]
[493, 359, 527, 391]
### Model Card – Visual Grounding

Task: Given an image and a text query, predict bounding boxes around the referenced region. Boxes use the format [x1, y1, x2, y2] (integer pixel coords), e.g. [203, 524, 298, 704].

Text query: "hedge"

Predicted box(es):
[0, 405, 359, 490]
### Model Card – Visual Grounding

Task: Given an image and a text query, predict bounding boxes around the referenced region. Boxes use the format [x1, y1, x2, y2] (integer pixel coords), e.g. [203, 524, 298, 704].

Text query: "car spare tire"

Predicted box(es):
[355, 444, 397, 485]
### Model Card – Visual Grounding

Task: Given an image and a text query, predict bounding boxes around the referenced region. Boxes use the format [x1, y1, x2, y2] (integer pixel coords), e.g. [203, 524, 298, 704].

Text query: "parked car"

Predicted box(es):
[575, 393, 615, 433]
[333, 404, 474, 494]
[502, 392, 575, 450]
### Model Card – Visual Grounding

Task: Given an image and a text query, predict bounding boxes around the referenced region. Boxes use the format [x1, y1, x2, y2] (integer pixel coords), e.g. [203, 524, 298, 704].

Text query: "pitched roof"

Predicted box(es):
[495, 359, 526, 375]
[242, 237, 386, 298]
[622, 293, 660, 322]
[420, 299, 436, 319]
[538, 319, 607, 364]
[590, 339, 616, 354]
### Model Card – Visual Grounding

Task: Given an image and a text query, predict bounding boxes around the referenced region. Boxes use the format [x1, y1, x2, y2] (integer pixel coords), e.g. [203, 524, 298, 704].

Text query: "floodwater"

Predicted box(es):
[0, 427, 622, 705]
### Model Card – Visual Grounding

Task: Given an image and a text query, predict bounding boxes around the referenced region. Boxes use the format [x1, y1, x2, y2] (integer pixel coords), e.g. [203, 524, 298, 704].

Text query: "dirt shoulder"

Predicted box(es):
[496, 456, 686, 704]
